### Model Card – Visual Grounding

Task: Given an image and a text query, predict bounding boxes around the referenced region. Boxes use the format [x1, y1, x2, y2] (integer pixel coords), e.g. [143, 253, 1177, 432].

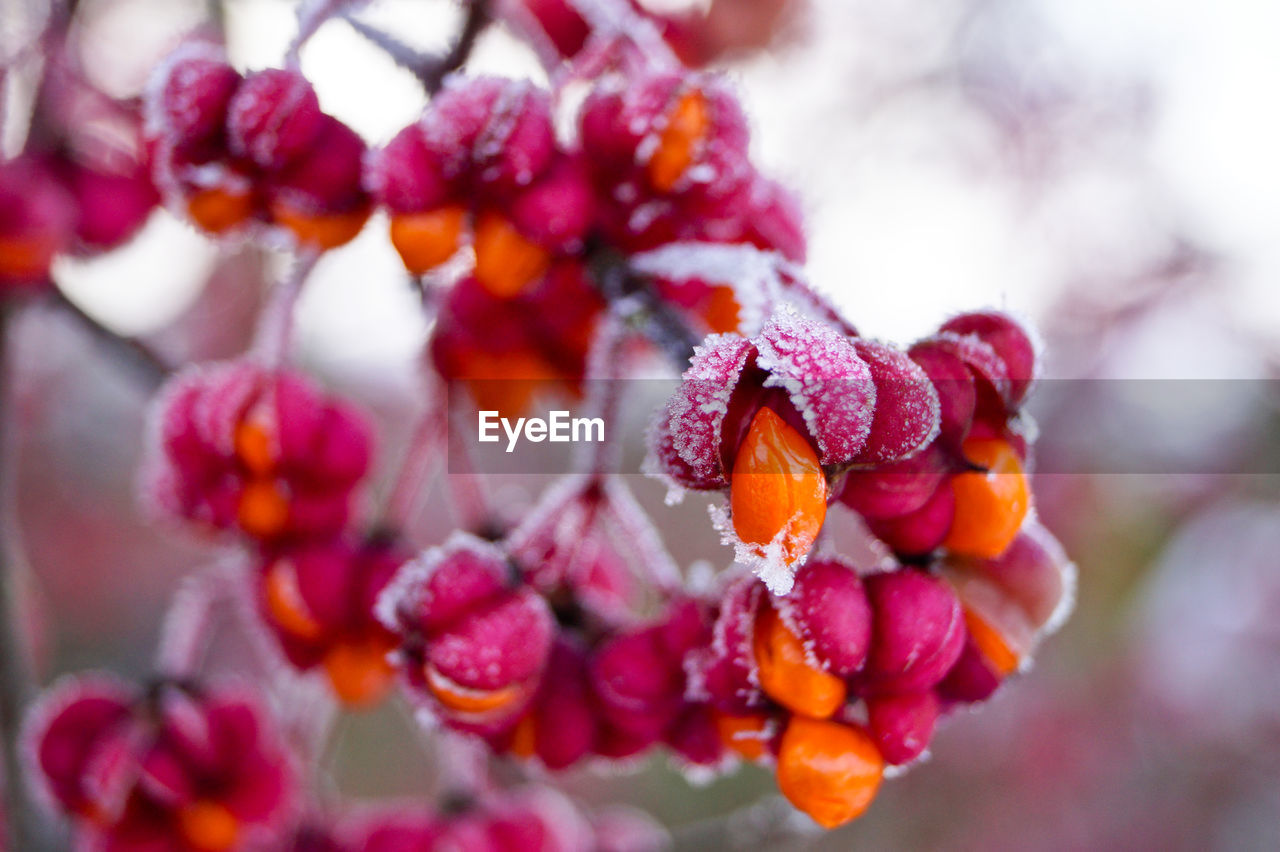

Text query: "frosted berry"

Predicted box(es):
[380, 535, 554, 728]
[781, 558, 873, 677]
[25, 676, 293, 850]
[651, 309, 939, 592]
[257, 538, 404, 707]
[144, 360, 372, 543]
[226, 68, 324, 170]
[865, 691, 939, 765]
[860, 569, 966, 696]
[145, 43, 241, 157]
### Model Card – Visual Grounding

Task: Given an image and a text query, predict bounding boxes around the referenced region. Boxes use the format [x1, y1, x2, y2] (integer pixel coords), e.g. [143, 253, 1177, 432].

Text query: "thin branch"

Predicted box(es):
[49, 288, 172, 389]
[575, 313, 629, 478]
[379, 382, 446, 535]
[424, 0, 490, 93]
[444, 401, 495, 534]
[344, 0, 490, 94]
[589, 249, 701, 369]
[0, 305, 61, 851]
[252, 250, 319, 369]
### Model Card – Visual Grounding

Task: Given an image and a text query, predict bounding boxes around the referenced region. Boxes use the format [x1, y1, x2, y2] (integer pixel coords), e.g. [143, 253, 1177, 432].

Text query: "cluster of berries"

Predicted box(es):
[689, 529, 1071, 827]
[144, 361, 407, 709]
[649, 309, 1073, 824]
[24, 672, 665, 851]
[24, 676, 294, 851]
[375, 480, 724, 773]
[145, 44, 370, 250]
[11, 0, 1076, 842]
[367, 70, 804, 415]
[0, 54, 157, 292]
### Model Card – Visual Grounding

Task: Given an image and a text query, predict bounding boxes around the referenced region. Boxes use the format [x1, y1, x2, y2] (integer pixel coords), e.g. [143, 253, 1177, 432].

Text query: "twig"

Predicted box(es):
[670, 794, 819, 851]
[0, 305, 60, 850]
[600, 479, 683, 594]
[589, 249, 701, 369]
[154, 565, 231, 680]
[380, 381, 447, 535]
[252, 250, 319, 369]
[575, 313, 630, 478]
[49, 289, 172, 388]
[444, 401, 495, 534]
[344, 0, 490, 94]
[423, 0, 490, 93]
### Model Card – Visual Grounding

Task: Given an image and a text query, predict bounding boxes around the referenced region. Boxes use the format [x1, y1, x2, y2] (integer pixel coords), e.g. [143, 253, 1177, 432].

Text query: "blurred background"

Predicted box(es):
[4, 0, 1280, 848]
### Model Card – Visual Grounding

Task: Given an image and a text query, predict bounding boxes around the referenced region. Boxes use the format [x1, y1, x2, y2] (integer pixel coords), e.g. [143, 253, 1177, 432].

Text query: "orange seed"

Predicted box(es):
[263, 558, 323, 641]
[752, 602, 846, 719]
[237, 478, 290, 539]
[714, 711, 772, 761]
[472, 212, 550, 299]
[943, 437, 1029, 559]
[730, 406, 827, 564]
[390, 206, 468, 274]
[186, 187, 255, 235]
[648, 89, 710, 192]
[425, 663, 528, 717]
[964, 608, 1020, 677]
[270, 202, 370, 250]
[323, 633, 397, 708]
[177, 800, 239, 852]
[776, 716, 884, 829]
[233, 420, 276, 477]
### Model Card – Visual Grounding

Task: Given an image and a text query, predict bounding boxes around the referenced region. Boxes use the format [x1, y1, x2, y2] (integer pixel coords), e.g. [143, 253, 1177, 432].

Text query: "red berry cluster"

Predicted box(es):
[369, 69, 805, 416]
[143, 360, 408, 709]
[10, 0, 1077, 844]
[24, 676, 294, 851]
[645, 307, 1072, 826]
[145, 44, 370, 250]
[0, 52, 157, 292]
[377, 481, 727, 773]
[145, 361, 372, 544]
[687, 528, 1070, 827]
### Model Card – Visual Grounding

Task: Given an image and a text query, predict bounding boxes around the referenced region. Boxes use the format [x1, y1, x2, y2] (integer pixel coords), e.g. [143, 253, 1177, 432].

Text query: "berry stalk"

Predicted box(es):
[0, 305, 60, 851]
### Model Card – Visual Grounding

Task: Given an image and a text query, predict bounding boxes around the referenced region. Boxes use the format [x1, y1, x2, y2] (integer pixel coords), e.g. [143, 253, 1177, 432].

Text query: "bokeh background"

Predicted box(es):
[5, 0, 1279, 848]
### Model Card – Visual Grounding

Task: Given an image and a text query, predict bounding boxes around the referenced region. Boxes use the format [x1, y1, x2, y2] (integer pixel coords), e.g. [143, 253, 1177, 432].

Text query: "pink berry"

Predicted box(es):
[366, 123, 454, 214]
[866, 691, 940, 765]
[227, 68, 325, 170]
[940, 311, 1037, 407]
[781, 558, 872, 677]
[145, 43, 241, 156]
[860, 569, 966, 695]
[268, 115, 368, 214]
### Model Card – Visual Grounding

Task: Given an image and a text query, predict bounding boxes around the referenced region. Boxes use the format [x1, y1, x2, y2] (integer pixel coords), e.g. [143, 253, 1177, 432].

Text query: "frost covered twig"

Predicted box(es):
[381, 380, 448, 534]
[0, 306, 60, 851]
[576, 313, 630, 477]
[49, 288, 172, 388]
[252, 249, 319, 368]
[590, 249, 701, 368]
[445, 401, 497, 534]
[343, 0, 491, 94]
[425, 0, 492, 93]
